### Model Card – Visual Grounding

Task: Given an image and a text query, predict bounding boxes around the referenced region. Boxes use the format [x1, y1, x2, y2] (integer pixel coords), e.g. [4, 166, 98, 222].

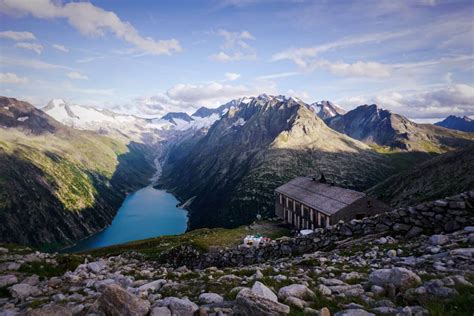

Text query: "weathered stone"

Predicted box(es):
[334, 309, 375, 316]
[251, 281, 278, 302]
[87, 260, 106, 273]
[369, 267, 421, 291]
[284, 296, 308, 309]
[320, 307, 331, 316]
[429, 235, 449, 246]
[26, 304, 73, 316]
[278, 284, 316, 301]
[157, 297, 199, 316]
[137, 279, 166, 293]
[317, 284, 332, 296]
[0, 275, 17, 288]
[328, 284, 364, 297]
[406, 226, 423, 238]
[150, 306, 172, 316]
[92, 284, 150, 316]
[199, 292, 224, 304]
[10, 283, 40, 300]
[235, 288, 290, 315]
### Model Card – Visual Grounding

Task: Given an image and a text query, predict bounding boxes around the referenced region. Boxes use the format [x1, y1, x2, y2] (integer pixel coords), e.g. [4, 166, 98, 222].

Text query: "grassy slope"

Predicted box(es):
[366, 146, 474, 207]
[0, 102, 155, 248]
[81, 221, 290, 259]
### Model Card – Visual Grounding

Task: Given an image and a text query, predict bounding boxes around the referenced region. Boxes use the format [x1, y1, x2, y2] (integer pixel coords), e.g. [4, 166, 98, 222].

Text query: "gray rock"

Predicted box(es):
[334, 309, 375, 316]
[450, 248, 474, 258]
[278, 284, 316, 301]
[87, 261, 106, 273]
[0, 275, 17, 288]
[10, 283, 40, 300]
[253, 269, 264, 280]
[284, 296, 308, 309]
[251, 281, 278, 302]
[328, 284, 365, 297]
[370, 285, 385, 296]
[406, 226, 423, 238]
[150, 306, 172, 316]
[369, 267, 421, 291]
[235, 288, 290, 315]
[317, 284, 332, 296]
[429, 234, 449, 246]
[26, 304, 73, 316]
[0, 247, 8, 254]
[92, 284, 150, 316]
[157, 297, 199, 316]
[199, 292, 224, 304]
[137, 279, 166, 293]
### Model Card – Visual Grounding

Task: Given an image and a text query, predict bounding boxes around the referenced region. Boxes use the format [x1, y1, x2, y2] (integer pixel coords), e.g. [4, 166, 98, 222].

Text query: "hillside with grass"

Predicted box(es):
[0, 97, 155, 248]
[366, 145, 474, 207]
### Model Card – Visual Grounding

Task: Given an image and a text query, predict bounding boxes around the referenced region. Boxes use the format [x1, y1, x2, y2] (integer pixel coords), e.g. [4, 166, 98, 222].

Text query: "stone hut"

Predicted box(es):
[275, 176, 390, 229]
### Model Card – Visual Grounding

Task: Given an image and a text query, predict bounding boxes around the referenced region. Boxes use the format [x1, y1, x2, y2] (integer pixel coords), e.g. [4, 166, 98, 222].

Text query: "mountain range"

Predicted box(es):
[157, 95, 473, 229]
[1, 94, 473, 247]
[435, 115, 474, 132]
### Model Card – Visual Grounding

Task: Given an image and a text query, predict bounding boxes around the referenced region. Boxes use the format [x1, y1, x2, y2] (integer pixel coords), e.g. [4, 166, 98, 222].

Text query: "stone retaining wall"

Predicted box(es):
[164, 191, 474, 269]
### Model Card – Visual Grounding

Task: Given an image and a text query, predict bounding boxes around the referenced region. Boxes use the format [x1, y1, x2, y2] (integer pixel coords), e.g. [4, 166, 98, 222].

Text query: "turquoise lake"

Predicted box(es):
[68, 186, 188, 252]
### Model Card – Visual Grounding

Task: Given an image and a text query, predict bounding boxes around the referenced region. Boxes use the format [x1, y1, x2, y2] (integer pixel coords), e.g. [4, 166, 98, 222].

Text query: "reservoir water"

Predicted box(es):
[68, 186, 188, 252]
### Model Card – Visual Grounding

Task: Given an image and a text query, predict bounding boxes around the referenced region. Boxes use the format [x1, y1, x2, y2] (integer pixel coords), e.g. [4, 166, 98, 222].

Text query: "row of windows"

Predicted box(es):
[278, 193, 329, 227]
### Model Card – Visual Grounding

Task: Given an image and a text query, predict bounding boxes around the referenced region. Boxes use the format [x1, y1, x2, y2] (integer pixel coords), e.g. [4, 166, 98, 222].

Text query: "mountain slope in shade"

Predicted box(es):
[159, 95, 395, 230]
[0, 97, 154, 247]
[310, 100, 346, 120]
[435, 115, 474, 133]
[326, 104, 474, 152]
[367, 145, 474, 207]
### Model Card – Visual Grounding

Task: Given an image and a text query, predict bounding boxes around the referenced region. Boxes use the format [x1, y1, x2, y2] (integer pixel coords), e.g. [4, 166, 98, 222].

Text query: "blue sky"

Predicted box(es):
[0, 0, 473, 121]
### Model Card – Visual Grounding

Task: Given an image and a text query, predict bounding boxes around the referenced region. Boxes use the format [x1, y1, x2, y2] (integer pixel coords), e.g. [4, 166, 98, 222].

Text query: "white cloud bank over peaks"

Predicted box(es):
[0, 0, 181, 55]
[129, 81, 277, 116]
[339, 84, 474, 120]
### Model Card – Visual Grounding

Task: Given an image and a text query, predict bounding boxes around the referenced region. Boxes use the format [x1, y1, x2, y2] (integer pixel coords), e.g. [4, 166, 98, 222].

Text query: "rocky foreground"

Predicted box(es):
[0, 223, 473, 315]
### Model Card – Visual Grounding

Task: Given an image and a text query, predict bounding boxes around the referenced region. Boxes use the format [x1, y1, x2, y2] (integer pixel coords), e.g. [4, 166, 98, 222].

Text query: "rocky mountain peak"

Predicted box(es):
[310, 100, 347, 120]
[435, 115, 474, 132]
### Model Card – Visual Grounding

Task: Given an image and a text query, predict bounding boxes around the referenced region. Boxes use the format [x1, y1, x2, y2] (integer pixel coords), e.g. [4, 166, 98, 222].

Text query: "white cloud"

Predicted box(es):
[225, 72, 241, 81]
[0, 56, 72, 70]
[338, 84, 474, 119]
[256, 72, 300, 80]
[132, 81, 277, 116]
[0, 0, 181, 56]
[52, 43, 69, 52]
[210, 29, 256, 62]
[15, 42, 43, 54]
[0, 72, 28, 84]
[272, 30, 409, 66]
[0, 30, 35, 41]
[317, 60, 392, 78]
[67, 71, 88, 80]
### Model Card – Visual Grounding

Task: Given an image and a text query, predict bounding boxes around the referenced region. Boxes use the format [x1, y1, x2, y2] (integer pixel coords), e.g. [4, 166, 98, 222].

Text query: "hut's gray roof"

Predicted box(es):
[275, 177, 366, 216]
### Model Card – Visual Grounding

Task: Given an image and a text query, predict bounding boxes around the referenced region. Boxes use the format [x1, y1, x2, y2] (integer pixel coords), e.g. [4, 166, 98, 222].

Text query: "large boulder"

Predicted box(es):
[278, 284, 316, 301]
[26, 305, 73, 316]
[156, 297, 199, 316]
[251, 281, 278, 302]
[92, 284, 150, 316]
[235, 288, 290, 316]
[0, 274, 17, 288]
[369, 267, 421, 291]
[199, 292, 224, 304]
[10, 283, 40, 300]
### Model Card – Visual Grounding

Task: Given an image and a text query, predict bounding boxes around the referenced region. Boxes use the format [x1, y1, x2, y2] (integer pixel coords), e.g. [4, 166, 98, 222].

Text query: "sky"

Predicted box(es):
[0, 0, 473, 121]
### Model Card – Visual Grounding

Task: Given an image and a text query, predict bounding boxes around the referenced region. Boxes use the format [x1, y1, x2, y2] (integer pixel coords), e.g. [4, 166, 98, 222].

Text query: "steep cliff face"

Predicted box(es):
[326, 104, 474, 152]
[159, 95, 394, 229]
[0, 97, 155, 248]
